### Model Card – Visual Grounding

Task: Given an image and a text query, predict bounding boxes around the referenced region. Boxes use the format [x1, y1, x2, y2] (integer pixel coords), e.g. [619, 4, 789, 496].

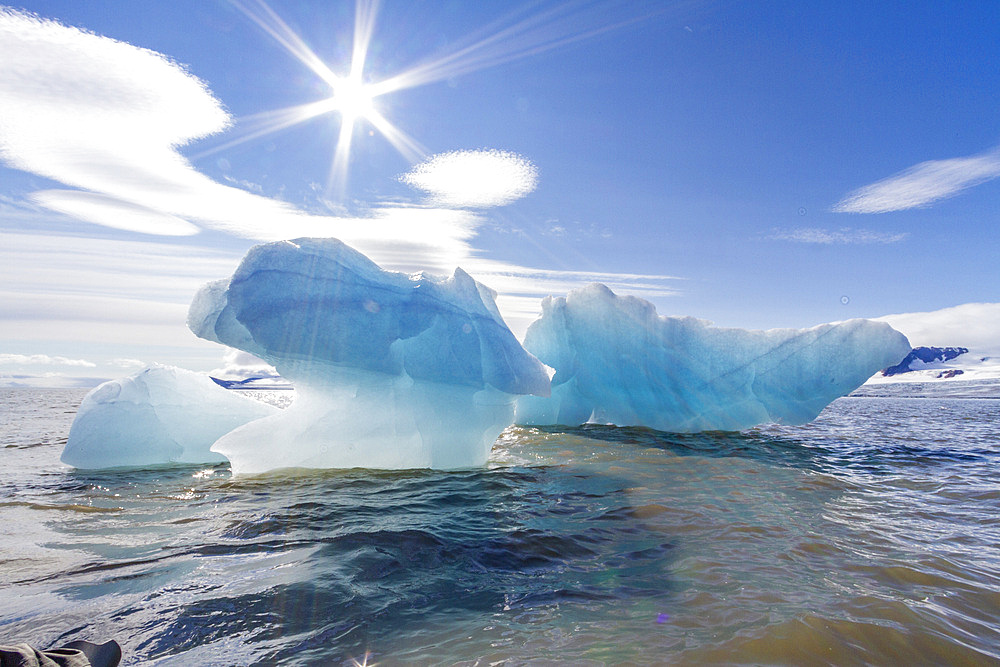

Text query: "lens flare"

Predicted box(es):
[221, 0, 665, 197]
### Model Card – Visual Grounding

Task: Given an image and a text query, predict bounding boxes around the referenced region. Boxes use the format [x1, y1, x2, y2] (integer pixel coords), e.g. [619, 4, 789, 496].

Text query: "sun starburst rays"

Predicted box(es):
[349, 0, 379, 81]
[187, 98, 340, 162]
[228, 0, 417, 195]
[229, 0, 339, 86]
[220, 0, 662, 198]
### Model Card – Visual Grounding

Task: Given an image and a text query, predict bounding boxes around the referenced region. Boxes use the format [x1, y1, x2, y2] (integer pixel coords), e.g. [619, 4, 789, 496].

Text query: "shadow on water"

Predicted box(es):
[532, 421, 1000, 478]
[42, 464, 679, 664]
[533, 423, 839, 470]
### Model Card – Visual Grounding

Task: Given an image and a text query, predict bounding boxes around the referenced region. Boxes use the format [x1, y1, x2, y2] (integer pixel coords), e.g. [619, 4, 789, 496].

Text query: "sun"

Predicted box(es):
[222, 0, 648, 197]
[328, 76, 376, 125]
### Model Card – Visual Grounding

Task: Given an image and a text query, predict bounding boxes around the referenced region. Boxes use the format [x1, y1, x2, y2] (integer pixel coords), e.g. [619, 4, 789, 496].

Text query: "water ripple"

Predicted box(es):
[1, 392, 999, 664]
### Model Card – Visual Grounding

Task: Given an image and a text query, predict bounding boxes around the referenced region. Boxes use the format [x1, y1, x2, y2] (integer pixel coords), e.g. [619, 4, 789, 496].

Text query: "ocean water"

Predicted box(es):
[2, 388, 999, 665]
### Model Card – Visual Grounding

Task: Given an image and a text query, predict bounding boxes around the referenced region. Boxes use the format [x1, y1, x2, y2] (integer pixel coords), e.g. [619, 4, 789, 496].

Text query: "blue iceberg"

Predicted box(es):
[188, 237, 550, 473]
[515, 284, 911, 431]
[63, 241, 913, 473]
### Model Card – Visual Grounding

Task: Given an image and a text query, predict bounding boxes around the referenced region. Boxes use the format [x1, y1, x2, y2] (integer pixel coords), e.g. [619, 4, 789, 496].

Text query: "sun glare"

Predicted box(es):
[329, 76, 376, 124]
[225, 0, 653, 197]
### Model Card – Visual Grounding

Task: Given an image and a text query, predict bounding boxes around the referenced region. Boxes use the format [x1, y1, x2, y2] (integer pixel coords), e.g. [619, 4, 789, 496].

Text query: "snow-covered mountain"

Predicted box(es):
[881, 346, 969, 377]
[869, 303, 1000, 383]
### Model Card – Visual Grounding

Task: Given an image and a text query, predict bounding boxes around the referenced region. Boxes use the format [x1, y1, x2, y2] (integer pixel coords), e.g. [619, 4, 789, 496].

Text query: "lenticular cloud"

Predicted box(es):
[0, 7, 352, 240]
[0, 6, 231, 236]
[401, 149, 539, 208]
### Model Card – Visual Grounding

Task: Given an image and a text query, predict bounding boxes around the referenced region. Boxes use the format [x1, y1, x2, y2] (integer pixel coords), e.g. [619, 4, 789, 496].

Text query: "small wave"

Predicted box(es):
[679, 608, 1000, 665]
[0, 500, 122, 513]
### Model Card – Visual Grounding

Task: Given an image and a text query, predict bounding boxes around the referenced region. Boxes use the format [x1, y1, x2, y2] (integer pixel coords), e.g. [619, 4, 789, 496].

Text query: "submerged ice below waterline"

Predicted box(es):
[189, 237, 549, 473]
[516, 284, 911, 431]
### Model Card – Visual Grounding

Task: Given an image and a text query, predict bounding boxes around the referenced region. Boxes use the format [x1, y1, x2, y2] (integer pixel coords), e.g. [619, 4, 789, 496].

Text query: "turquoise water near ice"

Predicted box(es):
[2, 388, 1000, 664]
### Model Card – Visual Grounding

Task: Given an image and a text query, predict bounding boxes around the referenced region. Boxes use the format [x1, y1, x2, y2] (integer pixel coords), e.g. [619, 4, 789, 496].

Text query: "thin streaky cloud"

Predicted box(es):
[468, 260, 687, 284]
[2, 224, 683, 351]
[2, 316, 218, 348]
[1, 291, 188, 326]
[0, 231, 243, 352]
[466, 258, 683, 339]
[0, 353, 96, 367]
[769, 227, 908, 245]
[111, 358, 146, 368]
[31, 190, 199, 236]
[467, 259, 684, 299]
[834, 147, 1000, 213]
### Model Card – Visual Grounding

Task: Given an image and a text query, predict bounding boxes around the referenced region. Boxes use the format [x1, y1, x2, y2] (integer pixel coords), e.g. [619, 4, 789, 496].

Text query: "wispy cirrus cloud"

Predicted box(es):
[0, 353, 96, 367]
[111, 358, 146, 368]
[833, 147, 1000, 213]
[464, 261, 682, 337]
[0, 230, 241, 352]
[30, 190, 199, 236]
[0, 373, 107, 389]
[769, 227, 908, 245]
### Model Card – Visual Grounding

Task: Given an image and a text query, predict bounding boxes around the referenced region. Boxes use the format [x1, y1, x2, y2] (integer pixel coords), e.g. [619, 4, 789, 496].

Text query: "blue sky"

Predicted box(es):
[1, 0, 998, 386]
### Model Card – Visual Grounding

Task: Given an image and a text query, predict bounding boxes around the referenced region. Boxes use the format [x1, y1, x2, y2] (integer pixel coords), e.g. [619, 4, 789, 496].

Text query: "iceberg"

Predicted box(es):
[64, 242, 911, 473]
[62, 365, 278, 469]
[515, 284, 911, 431]
[189, 237, 549, 474]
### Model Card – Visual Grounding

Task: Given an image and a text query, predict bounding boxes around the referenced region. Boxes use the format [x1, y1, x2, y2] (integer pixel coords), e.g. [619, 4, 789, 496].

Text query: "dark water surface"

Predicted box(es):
[2, 388, 999, 665]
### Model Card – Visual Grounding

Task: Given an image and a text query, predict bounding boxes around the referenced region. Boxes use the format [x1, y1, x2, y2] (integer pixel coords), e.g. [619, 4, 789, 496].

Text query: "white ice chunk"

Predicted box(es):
[61, 364, 278, 469]
[189, 237, 549, 473]
[515, 284, 911, 431]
